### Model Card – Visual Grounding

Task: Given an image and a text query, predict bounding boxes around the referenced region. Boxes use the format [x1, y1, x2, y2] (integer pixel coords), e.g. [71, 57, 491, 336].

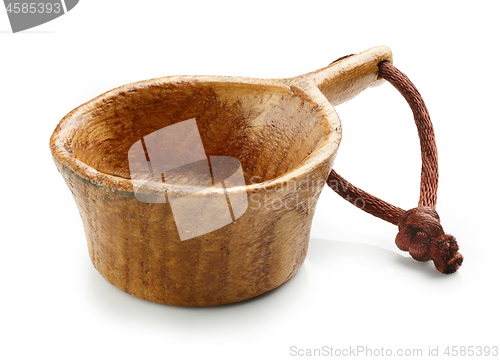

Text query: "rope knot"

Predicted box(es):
[395, 207, 463, 274]
[327, 60, 464, 274]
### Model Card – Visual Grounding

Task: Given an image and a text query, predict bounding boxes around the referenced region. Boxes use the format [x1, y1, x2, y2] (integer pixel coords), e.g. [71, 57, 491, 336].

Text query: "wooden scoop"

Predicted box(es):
[50, 46, 392, 306]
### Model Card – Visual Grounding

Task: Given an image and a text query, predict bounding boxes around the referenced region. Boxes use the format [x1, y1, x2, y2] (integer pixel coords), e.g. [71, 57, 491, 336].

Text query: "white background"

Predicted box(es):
[1, 1, 499, 359]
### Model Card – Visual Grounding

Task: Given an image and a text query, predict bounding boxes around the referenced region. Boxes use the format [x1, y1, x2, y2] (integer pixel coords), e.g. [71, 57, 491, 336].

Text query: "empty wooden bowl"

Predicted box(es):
[50, 46, 392, 306]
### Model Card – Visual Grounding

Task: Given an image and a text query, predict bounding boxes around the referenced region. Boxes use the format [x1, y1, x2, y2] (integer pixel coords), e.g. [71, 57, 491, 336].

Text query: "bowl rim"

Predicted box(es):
[50, 74, 341, 196]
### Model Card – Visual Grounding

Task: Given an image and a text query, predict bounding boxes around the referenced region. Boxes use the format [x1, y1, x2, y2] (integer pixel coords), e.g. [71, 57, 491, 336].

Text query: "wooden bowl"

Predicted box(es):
[50, 46, 392, 306]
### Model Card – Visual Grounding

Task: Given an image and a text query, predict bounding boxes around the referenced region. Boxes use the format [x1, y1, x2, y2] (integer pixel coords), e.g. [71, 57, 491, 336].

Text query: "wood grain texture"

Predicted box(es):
[50, 46, 392, 306]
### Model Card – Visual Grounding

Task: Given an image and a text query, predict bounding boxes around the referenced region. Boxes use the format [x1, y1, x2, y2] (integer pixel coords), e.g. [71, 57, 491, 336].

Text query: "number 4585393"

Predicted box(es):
[444, 346, 498, 356]
[5, 2, 62, 14]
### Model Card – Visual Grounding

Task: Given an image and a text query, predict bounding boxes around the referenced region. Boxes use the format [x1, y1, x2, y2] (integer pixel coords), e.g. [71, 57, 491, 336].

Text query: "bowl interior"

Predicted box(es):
[61, 78, 333, 186]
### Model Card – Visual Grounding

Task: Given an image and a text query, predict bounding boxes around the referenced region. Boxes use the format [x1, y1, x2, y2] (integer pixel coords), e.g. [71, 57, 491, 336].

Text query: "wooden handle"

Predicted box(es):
[293, 45, 393, 106]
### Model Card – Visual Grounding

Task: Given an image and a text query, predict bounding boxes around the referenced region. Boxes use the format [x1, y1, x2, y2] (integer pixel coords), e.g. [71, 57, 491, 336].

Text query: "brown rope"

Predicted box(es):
[327, 60, 463, 274]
